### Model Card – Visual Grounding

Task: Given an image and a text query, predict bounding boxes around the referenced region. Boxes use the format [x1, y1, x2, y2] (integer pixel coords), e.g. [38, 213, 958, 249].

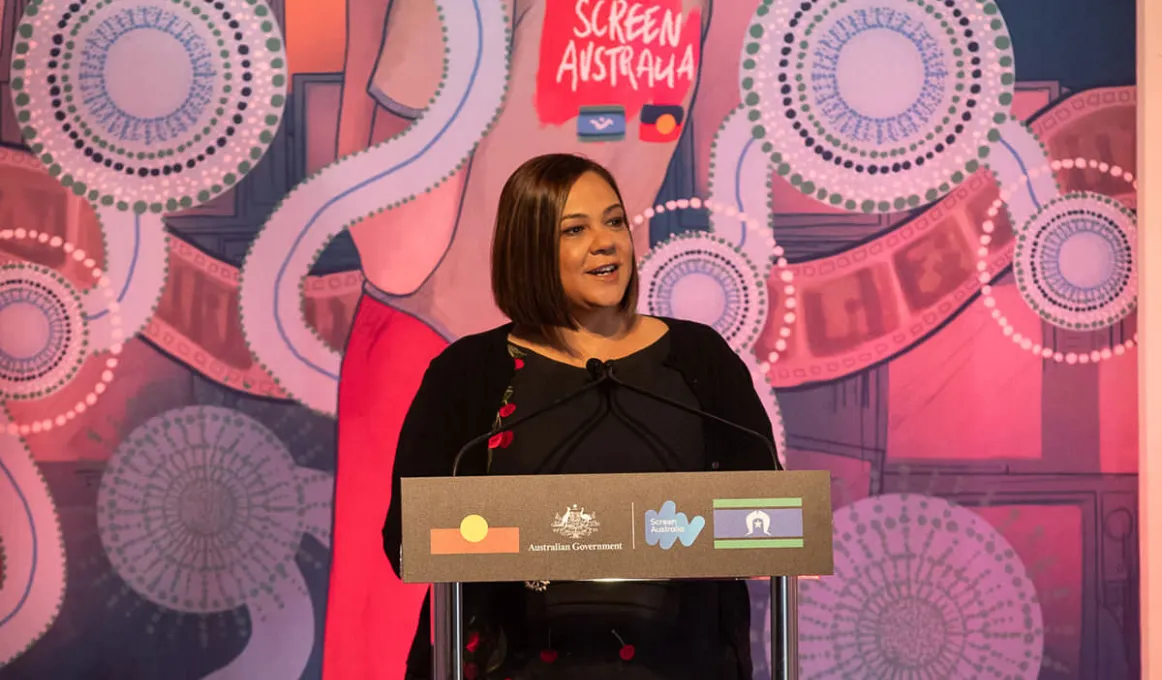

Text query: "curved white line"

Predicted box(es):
[988, 118, 1061, 225]
[82, 210, 168, 351]
[201, 566, 315, 680]
[0, 413, 66, 666]
[238, 0, 510, 415]
[707, 105, 775, 277]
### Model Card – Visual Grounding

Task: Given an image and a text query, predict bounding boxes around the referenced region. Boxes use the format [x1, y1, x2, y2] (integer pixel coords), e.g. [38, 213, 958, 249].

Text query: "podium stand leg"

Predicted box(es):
[770, 576, 799, 680]
[431, 582, 464, 680]
[435, 579, 795, 679]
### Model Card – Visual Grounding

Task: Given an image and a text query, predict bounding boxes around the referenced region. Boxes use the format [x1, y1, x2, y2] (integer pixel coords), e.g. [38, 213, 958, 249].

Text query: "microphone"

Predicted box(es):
[450, 358, 611, 476]
[585, 357, 607, 381]
[601, 361, 783, 471]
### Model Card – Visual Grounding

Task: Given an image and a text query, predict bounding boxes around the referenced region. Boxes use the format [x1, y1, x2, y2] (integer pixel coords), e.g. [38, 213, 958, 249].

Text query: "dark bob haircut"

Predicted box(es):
[490, 153, 639, 339]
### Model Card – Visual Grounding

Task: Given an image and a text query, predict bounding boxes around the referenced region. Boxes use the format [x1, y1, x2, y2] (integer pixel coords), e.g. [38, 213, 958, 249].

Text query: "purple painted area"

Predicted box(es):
[712, 508, 803, 539]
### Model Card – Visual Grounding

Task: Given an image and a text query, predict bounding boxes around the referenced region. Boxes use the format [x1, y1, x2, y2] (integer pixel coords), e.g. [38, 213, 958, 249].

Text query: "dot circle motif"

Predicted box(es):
[0, 227, 123, 433]
[0, 263, 86, 400]
[632, 197, 797, 357]
[977, 157, 1138, 363]
[10, 0, 288, 213]
[96, 405, 306, 613]
[798, 493, 1044, 679]
[743, 0, 1016, 213]
[1012, 192, 1136, 330]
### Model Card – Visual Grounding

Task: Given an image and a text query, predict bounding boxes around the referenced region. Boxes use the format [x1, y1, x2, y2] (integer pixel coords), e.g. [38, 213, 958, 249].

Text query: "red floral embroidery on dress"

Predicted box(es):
[461, 623, 507, 677]
[486, 345, 525, 473]
[485, 344, 527, 471]
[487, 430, 513, 449]
[612, 629, 635, 662]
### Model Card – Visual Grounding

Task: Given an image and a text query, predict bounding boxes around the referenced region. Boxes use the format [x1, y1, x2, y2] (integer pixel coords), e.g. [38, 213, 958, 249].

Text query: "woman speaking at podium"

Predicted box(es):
[383, 153, 778, 679]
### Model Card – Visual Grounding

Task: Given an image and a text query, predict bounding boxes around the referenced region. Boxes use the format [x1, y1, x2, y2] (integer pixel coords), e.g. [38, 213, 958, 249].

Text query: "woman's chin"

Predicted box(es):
[576, 298, 630, 315]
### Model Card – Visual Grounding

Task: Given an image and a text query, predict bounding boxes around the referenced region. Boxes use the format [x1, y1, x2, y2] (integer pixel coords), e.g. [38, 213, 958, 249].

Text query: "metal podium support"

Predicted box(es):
[432, 583, 464, 680]
[432, 577, 799, 680]
[770, 575, 800, 680]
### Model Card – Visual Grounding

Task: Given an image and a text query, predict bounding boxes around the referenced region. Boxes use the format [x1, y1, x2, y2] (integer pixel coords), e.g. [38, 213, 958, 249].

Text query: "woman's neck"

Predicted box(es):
[573, 306, 633, 337]
[561, 310, 637, 357]
[511, 309, 638, 360]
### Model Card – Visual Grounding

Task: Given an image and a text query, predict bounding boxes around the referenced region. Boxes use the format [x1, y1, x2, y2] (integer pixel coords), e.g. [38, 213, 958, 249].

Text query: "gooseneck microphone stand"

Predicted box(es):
[433, 358, 798, 679]
[436, 363, 614, 680]
[597, 360, 797, 680]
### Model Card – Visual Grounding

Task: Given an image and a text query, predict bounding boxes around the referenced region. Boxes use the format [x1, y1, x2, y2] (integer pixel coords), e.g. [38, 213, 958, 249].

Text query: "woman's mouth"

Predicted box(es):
[587, 263, 619, 278]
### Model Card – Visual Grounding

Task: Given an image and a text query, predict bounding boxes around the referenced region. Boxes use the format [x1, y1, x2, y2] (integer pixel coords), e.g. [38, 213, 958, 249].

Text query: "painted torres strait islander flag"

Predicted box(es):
[711, 497, 804, 550]
[430, 514, 520, 555]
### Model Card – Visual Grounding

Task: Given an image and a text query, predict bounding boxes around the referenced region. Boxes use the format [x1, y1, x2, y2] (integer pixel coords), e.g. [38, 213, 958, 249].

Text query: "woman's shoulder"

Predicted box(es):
[656, 316, 748, 381]
[657, 316, 734, 352]
[426, 318, 734, 373]
[427, 322, 514, 373]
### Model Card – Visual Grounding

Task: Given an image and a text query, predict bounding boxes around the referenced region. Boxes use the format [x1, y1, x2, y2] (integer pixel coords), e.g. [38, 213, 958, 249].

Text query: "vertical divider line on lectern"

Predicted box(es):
[631, 502, 636, 549]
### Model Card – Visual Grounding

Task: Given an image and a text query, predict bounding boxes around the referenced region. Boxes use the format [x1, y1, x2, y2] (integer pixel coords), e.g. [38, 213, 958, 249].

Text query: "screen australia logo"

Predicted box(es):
[528, 503, 623, 553]
[644, 501, 704, 549]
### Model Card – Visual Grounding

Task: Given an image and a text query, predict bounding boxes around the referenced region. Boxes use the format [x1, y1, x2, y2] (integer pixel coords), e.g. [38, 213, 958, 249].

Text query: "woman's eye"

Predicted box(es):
[608, 216, 626, 228]
[563, 225, 584, 235]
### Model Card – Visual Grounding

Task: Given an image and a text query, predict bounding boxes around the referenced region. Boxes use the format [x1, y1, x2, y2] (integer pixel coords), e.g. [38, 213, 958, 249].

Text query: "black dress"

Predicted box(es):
[460, 334, 746, 680]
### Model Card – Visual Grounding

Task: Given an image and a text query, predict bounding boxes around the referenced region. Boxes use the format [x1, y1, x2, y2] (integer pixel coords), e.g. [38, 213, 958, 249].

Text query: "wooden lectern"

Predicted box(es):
[400, 469, 834, 679]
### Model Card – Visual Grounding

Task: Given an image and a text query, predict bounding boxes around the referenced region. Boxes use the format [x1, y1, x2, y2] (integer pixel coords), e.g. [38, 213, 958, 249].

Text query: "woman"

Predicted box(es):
[382, 153, 778, 679]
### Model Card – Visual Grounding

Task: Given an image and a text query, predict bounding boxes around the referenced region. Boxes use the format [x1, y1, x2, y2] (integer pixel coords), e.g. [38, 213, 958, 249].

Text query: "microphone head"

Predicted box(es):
[585, 358, 605, 380]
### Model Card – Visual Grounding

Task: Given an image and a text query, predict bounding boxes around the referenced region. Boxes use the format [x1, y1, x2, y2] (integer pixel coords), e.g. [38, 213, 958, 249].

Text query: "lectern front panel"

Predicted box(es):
[400, 469, 833, 583]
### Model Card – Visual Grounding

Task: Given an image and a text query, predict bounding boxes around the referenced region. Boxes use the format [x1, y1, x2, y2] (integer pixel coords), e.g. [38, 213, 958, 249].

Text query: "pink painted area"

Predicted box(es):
[887, 279, 1042, 460]
[535, 0, 701, 126]
[784, 448, 872, 510]
[688, 0, 759, 191]
[349, 164, 468, 296]
[1012, 88, 1054, 121]
[302, 80, 342, 176]
[973, 504, 1083, 676]
[322, 297, 449, 680]
[11, 339, 188, 463]
[770, 173, 864, 216]
[368, 0, 443, 114]
[1101, 332, 1140, 473]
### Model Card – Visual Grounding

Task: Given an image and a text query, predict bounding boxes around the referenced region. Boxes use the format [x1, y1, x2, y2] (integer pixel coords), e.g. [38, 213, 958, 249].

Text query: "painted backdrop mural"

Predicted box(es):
[0, 0, 1138, 678]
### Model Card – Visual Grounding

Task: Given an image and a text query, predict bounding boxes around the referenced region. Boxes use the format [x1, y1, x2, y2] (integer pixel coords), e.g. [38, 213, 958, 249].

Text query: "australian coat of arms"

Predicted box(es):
[551, 504, 600, 539]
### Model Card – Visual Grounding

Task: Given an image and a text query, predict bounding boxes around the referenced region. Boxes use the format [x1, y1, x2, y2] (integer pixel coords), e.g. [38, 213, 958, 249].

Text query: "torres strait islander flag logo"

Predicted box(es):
[430, 514, 520, 555]
[712, 497, 804, 550]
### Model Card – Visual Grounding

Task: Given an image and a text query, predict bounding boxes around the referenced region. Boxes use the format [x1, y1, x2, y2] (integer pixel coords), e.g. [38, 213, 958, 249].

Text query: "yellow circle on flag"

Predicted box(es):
[460, 514, 489, 543]
[655, 114, 677, 135]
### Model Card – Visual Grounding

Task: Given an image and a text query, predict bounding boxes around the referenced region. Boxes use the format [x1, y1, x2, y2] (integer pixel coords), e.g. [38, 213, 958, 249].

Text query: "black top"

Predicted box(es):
[475, 335, 728, 677]
[489, 334, 704, 475]
[382, 317, 778, 678]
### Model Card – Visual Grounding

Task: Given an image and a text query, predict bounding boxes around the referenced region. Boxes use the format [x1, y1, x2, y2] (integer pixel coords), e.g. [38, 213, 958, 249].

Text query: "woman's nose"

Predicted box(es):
[591, 226, 617, 253]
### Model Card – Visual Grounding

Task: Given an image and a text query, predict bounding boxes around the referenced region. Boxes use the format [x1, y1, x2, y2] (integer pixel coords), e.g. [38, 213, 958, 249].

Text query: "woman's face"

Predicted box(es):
[558, 171, 632, 315]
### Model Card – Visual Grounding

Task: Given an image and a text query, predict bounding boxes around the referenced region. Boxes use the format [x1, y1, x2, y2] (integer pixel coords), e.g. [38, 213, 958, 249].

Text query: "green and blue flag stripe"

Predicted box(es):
[711, 497, 804, 550]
